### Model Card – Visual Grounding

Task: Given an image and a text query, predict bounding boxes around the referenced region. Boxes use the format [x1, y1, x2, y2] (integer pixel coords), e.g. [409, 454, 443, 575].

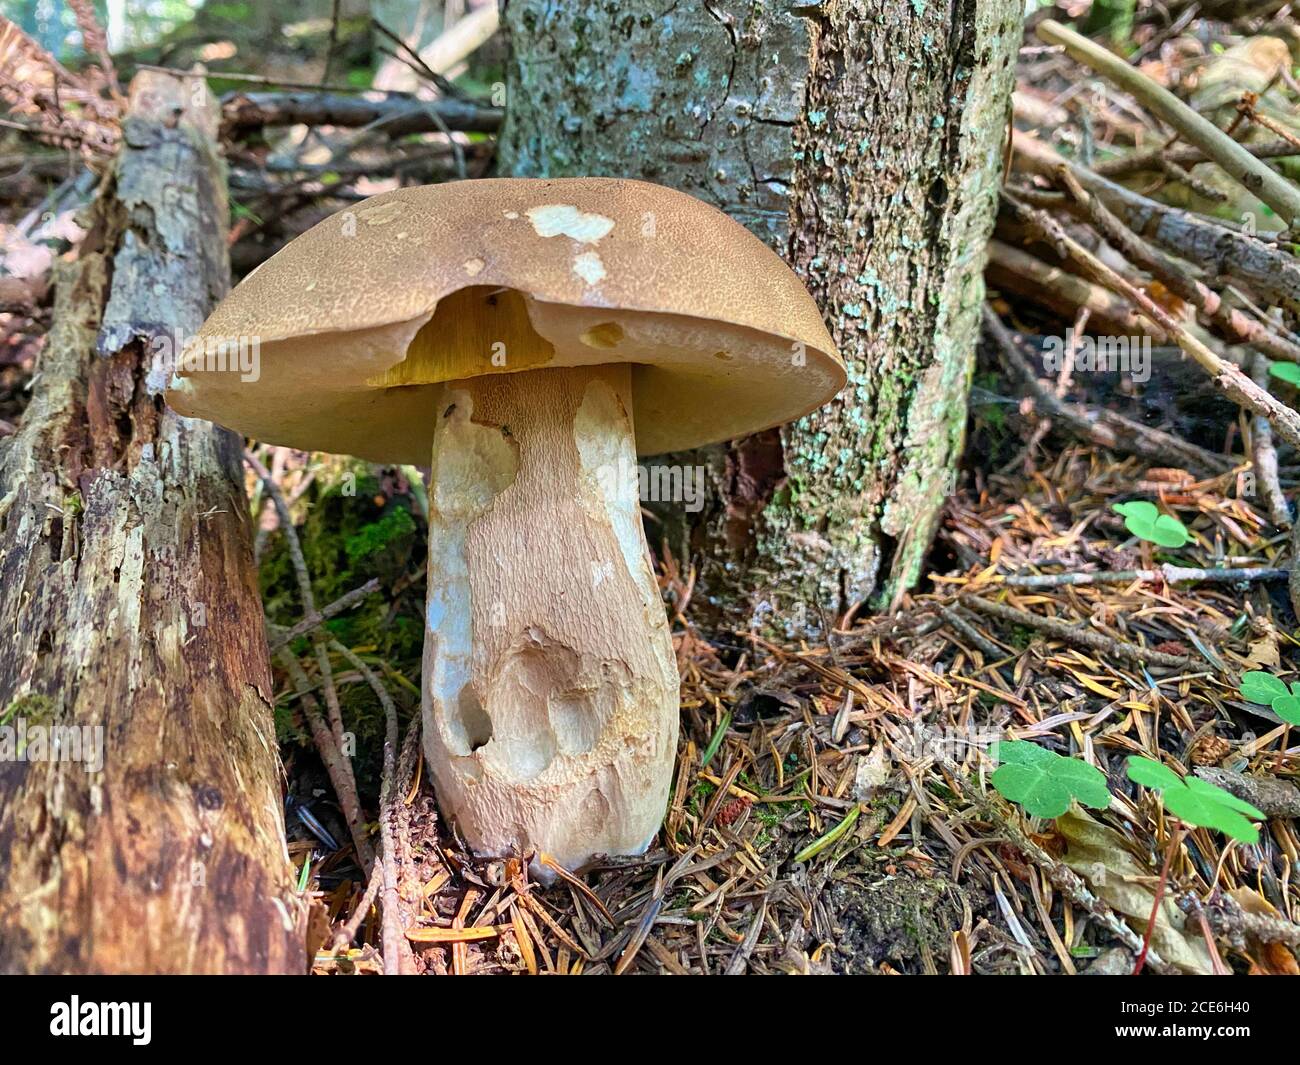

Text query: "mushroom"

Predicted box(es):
[167, 178, 844, 872]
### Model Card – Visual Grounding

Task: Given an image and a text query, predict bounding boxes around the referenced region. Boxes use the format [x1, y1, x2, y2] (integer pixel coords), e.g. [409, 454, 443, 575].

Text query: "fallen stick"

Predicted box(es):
[1054, 166, 1300, 366]
[1195, 891, 1300, 948]
[276, 649, 375, 869]
[1037, 19, 1300, 225]
[937, 603, 1008, 659]
[420, 5, 500, 77]
[330, 640, 412, 976]
[1193, 767, 1300, 818]
[267, 578, 381, 653]
[1012, 131, 1300, 313]
[244, 452, 351, 763]
[247, 450, 373, 870]
[1095, 136, 1300, 179]
[220, 90, 502, 137]
[1004, 190, 1300, 452]
[1001, 565, 1289, 588]
[982, 305, 1235, 475]
[986, 240, 1160, 337]
[961, 596, 1200, 670]
[1249, 354, 1293, 527]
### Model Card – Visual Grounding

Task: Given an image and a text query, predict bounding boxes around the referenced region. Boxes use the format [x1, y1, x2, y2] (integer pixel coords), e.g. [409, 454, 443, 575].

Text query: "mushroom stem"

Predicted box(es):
[422, 362, 680, 871]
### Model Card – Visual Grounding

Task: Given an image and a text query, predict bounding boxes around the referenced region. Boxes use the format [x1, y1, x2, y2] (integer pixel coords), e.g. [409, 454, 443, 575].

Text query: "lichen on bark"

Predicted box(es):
[499, 0, 1020, 631]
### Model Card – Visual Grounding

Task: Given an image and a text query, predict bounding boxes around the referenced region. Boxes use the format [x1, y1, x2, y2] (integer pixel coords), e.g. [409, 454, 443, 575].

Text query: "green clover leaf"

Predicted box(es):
[1127, 756, 1264, 843]
[1273, 695, 1300, 725]
[1237, 671, 1300, 725]
[1240, 670, 1289, 705]
[991, 741, 1112, 818]
[1111, 500, 1191, 548]
[1268, 361, 1300, 387]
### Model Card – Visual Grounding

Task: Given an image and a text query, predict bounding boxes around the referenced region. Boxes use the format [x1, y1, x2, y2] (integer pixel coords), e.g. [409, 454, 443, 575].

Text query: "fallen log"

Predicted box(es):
[1012, 131, 1300, 314]
[220, 90, 502, 138]
[0, 70, 304, 973]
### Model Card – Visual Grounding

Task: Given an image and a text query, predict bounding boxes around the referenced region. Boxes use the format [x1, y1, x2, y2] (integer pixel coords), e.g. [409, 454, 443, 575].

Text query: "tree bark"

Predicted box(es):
[0, 71, 304, 973]
[499, 0, 1020, 628]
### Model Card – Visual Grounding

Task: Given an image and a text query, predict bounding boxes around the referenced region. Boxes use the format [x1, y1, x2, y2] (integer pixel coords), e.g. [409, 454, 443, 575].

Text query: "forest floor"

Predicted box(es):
[262, 5, 1300, 976]
[317, 429, 1298, 975]
[266, 315, 1300, 975]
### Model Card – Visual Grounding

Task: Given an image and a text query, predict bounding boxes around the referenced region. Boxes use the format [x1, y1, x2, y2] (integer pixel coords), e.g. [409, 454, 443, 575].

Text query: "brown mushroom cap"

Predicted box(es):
[166, 177, 843, 460]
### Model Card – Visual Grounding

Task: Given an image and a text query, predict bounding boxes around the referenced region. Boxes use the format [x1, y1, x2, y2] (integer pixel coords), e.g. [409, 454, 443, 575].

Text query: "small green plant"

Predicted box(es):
[991, 740, 1111, 818]
[1111, 500, 1191, 547]
[1126, 756, 1264, 843]
[1238, 671, 1300, 725]
[1268, 360, 1300, 387]
[1082, 0, 1135, 44]
[792, 804, 863, 864]
[230, 200, 264, 226]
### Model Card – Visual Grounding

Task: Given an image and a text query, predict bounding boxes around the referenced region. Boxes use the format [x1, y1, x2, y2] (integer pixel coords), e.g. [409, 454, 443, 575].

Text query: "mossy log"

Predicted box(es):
[0, 71, 304, 973]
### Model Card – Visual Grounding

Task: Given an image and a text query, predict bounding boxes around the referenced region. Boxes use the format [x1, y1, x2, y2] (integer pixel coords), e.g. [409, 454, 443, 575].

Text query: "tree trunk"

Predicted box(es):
[0, 71, 304, 974]
[499, 0, 1020, 629]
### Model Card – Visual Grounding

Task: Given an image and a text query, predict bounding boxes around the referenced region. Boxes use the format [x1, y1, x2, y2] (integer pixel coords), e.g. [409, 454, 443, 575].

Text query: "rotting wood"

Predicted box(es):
[0, 70, 304, 974]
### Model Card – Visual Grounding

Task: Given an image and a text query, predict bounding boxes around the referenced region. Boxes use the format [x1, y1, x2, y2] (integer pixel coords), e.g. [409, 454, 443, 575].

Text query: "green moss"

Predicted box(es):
[261, 465, 417, 639]
[1009, 625, 1035, 649]
[344, 508, 415, 570]
[1, 693, 57, 727]
[260, 462, 425, 798]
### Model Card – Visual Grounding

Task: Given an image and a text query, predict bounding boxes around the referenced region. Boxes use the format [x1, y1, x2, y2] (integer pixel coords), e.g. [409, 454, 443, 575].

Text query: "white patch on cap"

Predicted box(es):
[358, 201, 406, 226]
[463, 257, 485, 276]
[525, 204, 615, 245]
[572, 251, 606, 286]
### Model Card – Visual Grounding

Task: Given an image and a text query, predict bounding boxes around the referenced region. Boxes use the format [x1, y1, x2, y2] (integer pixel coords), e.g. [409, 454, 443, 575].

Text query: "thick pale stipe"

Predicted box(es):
[422, 361, 680, 870]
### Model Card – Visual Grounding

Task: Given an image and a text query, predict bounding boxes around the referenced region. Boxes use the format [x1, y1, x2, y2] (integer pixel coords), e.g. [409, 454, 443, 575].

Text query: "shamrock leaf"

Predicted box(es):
[1111, 501, 1191, 548]
[1237, 671, 1300, 725]
[1240, 670, 1289, 705]
[1273, 694, 1300, 725]
[1269, 361, 1300, 387]
[992, 741, 1111, 818]
[1127, 756, 1264, 843]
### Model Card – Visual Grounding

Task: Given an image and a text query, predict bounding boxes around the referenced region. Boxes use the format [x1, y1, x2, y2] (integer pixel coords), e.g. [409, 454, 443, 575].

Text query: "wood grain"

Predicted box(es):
[0, 71, 304, 974]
